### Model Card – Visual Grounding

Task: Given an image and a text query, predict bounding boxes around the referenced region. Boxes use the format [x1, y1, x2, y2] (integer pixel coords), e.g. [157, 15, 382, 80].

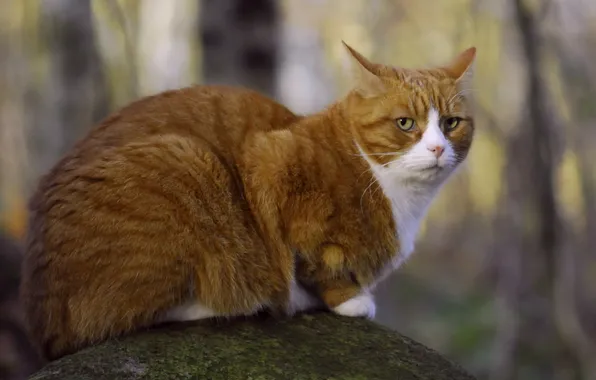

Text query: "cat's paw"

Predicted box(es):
[332, 293, 376, 319]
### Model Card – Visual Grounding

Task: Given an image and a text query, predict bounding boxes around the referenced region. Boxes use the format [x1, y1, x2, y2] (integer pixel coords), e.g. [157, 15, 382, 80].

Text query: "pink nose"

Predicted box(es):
[428, 145, 444, 158]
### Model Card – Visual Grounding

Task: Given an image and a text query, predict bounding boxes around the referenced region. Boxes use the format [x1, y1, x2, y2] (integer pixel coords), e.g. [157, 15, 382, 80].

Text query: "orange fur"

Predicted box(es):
[20, 43, 476, 360]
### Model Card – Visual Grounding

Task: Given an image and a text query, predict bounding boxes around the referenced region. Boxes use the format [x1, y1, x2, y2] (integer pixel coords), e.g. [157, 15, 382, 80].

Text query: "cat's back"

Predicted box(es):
[31, 84, 299, 208]
[71, 84, 298, 160]
[26, 84, 299, 253]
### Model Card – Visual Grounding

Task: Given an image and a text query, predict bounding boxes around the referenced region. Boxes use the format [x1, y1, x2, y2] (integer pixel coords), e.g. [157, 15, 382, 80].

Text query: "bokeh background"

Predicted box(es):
[1, 0, 595, 379]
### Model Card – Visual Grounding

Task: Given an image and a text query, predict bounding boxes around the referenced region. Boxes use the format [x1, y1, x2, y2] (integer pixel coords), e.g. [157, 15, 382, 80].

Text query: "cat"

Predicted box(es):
[20, 41, 476, 361]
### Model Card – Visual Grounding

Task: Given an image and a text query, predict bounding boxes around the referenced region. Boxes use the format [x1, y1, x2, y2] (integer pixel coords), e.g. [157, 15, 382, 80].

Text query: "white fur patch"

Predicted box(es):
[357, 107, 459, 285]
[332, 292, 376, 319]
[287, 279, 321, 314]
[161, 281, 321, 323]
[161, 300, 217, 322]
[423, 108, 448, 154]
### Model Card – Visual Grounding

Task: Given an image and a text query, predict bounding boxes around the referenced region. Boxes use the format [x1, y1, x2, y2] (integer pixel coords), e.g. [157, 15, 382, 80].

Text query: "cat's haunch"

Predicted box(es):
[20, 43, 476, 360]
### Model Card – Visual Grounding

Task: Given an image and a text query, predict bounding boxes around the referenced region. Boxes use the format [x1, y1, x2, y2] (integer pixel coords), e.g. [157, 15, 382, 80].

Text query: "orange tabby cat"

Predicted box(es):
[20, 42, 476, 360]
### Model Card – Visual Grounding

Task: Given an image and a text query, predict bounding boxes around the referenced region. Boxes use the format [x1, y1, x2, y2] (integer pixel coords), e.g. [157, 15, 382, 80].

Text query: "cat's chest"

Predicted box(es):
[391, 189, 432, 257]
[365, 184, 435, 288]
[372, 177, 436, 262]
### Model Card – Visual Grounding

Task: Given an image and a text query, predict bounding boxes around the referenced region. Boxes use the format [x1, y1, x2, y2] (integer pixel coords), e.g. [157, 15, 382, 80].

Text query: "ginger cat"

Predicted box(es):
[20, 42, 476, 360]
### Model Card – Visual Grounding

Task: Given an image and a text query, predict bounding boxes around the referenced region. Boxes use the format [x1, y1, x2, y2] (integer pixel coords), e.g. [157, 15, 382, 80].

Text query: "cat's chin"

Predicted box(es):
[419, 163, 442, 172]
[405, 165, 455, 184]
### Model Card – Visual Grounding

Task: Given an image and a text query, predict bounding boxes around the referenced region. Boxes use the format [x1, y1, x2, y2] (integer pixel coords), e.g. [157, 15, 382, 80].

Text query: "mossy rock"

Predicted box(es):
[30, 312, 476, 380]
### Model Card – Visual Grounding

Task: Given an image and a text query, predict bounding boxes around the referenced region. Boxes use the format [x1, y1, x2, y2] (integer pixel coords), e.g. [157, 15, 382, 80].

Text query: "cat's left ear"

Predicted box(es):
[342, 41, 386, 98]
[442, 47, 476, 82]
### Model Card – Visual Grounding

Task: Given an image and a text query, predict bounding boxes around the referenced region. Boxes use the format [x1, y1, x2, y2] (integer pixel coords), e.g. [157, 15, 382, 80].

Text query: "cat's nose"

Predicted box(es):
[427, 145, 444, 158]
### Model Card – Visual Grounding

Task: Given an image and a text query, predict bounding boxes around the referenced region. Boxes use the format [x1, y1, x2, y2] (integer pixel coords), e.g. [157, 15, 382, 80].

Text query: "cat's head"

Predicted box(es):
[340, 42, 476, 185]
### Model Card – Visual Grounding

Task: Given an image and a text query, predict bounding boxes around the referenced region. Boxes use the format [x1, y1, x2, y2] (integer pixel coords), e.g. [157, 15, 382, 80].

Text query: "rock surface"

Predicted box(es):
[30, 312, 476, 380]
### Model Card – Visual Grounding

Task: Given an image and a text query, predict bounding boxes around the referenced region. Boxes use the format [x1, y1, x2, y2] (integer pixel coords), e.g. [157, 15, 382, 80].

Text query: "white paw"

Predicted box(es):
[332, 293, 376, 319]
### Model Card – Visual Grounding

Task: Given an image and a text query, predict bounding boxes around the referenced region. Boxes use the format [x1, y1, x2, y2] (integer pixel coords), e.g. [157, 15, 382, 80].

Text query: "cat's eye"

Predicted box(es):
[395, 118, 415, 131]
[442, 117, 462, 131]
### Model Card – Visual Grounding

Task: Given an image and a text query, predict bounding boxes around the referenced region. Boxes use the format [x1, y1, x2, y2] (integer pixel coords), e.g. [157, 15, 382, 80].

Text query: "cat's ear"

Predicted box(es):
[342, 41, 386, 98]
[442, 47, 476, 82]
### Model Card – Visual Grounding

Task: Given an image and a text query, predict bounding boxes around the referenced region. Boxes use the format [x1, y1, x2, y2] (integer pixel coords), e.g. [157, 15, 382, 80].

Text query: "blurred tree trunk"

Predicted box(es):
[31, 0, 109, 180]
[491, 0, 578, 379]
[548, 13, 596, 379]
[198, 0, 280, 98]
[0, 33, 28, 236]
[0, 231, 41, 380]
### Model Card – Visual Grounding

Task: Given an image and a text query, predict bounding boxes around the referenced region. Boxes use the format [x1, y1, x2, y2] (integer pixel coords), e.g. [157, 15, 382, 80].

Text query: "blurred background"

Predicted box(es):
[1, 0, 595, 379]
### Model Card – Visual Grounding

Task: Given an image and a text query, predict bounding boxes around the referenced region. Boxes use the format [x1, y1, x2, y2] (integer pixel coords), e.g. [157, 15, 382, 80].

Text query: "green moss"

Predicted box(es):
[30, 312, 475, 380]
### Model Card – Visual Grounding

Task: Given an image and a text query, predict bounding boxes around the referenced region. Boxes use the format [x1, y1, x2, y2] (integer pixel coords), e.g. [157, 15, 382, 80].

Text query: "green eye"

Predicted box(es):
[443, 117, 462, 131]
[396, 118, 415, 131]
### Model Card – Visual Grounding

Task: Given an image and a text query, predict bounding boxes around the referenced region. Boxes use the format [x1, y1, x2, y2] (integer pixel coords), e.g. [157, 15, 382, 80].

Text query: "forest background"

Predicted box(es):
[1, 1, 595, 379]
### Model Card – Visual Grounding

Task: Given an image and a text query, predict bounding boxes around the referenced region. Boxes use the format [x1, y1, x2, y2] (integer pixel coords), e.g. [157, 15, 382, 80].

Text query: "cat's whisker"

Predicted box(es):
[447, 88, 477, 102]
[357, 166, 375, 182]
[455, 88, 478, 95]
[360, 177, 378, 214]
[447, 88, 478, 105]
[380, 159, 400, 169]
[352, 152, 399, 157]
[370, 182, 384, 200]
[355, 156, 400, 184]
[384, 158, 432, 167]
